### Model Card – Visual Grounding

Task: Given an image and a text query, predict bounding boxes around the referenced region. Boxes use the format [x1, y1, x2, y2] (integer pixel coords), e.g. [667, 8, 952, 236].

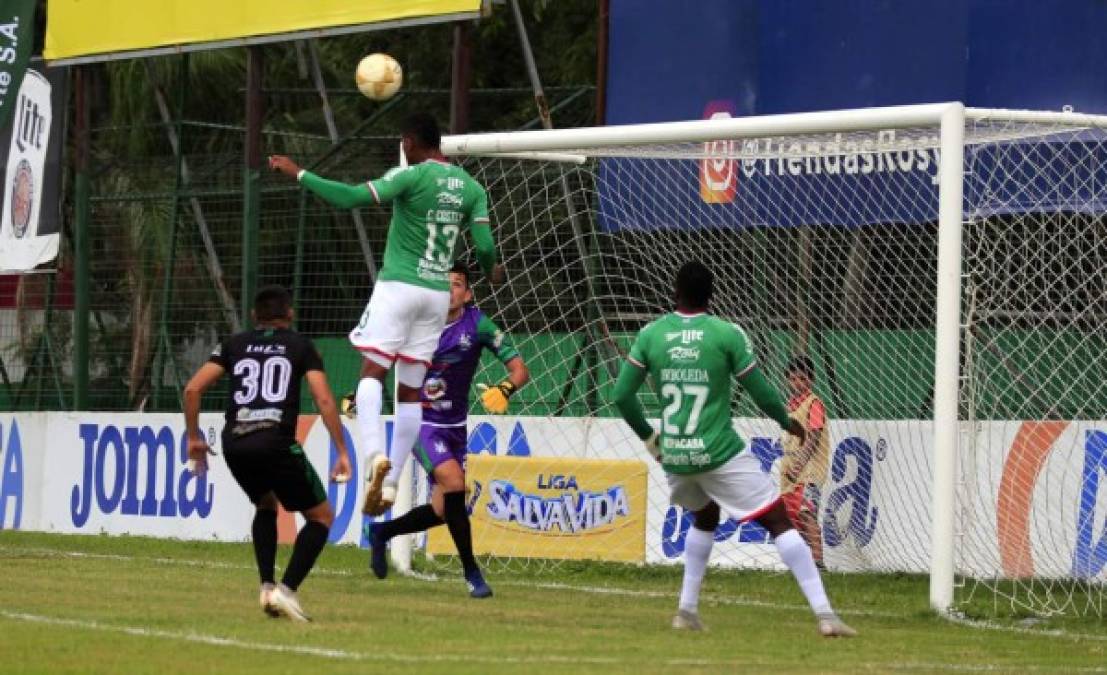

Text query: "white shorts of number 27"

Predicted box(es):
[666, 452, 780, 522]
[349, 280, 450, 367]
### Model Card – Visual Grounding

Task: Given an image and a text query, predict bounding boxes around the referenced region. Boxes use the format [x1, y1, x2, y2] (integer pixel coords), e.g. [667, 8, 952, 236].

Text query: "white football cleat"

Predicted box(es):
[816, 612, 857, 638]
[259, 582, 278, 618]
[361, 453, 392, 515]
[269, 583, 311, 622]
[671, 609, 705, 631]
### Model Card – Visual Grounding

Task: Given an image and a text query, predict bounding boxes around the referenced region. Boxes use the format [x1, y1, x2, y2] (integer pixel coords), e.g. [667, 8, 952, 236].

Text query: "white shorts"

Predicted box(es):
[667, 451, 780, 522]
[349, 280, 450, 366]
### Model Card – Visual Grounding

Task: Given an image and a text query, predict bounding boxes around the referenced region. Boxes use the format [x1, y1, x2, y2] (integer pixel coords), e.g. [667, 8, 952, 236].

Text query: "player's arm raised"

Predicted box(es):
[268, 155, 377, 209]
[182, 362, 224, 475]
[305, 370, 352, 482]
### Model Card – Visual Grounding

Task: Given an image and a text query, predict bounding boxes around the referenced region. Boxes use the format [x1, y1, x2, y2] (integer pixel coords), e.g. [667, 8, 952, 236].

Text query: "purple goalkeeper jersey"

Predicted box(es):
[420, 305, 518, 426]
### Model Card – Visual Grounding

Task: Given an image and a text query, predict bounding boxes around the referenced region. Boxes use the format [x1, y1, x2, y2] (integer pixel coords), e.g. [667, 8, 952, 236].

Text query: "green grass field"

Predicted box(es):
[1, 531, 1104, 674]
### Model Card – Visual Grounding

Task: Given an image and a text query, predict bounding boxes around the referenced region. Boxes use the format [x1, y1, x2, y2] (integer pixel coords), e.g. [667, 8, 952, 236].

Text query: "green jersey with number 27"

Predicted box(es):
[368, 160, 489, 292]
[627, 312, 757, 474]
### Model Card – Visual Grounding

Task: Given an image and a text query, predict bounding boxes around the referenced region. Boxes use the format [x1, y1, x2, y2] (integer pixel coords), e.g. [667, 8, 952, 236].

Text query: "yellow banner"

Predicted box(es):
[45, 0, 481, 61]
[428, 455, 648, 563]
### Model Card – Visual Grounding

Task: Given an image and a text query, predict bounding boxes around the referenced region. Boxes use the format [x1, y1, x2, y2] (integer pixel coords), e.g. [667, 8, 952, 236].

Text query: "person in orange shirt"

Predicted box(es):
[780, 355, 829, 569]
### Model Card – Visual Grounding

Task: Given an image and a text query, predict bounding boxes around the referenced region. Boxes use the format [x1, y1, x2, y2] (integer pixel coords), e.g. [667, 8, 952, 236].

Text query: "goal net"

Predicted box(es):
[409, 105, 1106, 618]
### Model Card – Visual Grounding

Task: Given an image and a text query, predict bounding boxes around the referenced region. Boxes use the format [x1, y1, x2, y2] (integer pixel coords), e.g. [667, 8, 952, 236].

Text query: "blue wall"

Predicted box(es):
[606, 0, 1107, 124]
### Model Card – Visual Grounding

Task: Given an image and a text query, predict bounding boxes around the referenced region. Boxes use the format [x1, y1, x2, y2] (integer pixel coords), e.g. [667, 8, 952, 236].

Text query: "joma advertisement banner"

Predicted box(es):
[2, 412, 1104, 581]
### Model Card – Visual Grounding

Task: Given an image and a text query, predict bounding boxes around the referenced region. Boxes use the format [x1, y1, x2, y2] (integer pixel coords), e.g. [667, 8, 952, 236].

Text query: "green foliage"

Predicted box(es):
[97, 0, 597, 150]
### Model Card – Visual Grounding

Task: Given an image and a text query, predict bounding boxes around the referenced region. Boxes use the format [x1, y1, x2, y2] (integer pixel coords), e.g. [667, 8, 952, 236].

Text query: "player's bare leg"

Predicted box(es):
[673, 501, 718, 631]
[757, 501, 856, 637]
[358, 358, 392, 515]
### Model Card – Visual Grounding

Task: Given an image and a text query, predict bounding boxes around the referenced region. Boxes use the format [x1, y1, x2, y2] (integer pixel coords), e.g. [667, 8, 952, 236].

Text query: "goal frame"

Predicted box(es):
[433, 102, 1107, 613]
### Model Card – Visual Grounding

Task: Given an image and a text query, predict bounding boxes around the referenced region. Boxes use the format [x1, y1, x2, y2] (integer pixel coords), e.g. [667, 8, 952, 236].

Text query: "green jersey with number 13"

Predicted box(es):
[627, 312, 757, 474]
[368, 160, 489, 292]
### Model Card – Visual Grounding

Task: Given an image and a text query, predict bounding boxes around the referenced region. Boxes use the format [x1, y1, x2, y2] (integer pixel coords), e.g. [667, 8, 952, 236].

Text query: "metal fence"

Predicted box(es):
[0, 68, 596, 412]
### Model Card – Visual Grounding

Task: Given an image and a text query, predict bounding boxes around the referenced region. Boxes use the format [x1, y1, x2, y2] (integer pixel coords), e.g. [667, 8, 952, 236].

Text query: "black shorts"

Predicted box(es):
[223, 431, 327, 512]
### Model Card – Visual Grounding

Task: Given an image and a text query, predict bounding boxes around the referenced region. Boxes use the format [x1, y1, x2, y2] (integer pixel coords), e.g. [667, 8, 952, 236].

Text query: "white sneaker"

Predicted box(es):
[361, 453, 392, 515]
[671, 609, 705, 631]
[269, 583, 311, 622]
[817, 612, 857, 638]
[259, 583, 278, 618]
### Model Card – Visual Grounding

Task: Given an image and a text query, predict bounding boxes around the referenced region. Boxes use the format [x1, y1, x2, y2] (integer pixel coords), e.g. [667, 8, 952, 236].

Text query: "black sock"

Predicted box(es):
[443, 490, 478, 576]
[252, 509, 277, 585]
[378, 503, 443, 540]
[281, 520, 329, 591]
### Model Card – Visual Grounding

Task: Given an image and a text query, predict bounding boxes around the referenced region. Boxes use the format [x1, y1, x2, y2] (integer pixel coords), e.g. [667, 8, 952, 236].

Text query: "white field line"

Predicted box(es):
[885, 663, 1105, 674]
[3, 544, 1106, 644]
[0, 610, 620, 666]
[942, 612, 1107, 644]
[2, 610, 1103, 673]
[0, 545, 891, 616]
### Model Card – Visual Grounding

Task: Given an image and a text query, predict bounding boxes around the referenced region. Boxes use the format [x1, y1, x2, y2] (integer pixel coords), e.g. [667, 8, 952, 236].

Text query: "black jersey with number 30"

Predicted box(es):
[208, 327, 324, 442]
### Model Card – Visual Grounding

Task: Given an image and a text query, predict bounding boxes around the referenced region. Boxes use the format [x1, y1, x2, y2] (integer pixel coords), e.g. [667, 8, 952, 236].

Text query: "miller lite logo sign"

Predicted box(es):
[1, 68, 56, 271]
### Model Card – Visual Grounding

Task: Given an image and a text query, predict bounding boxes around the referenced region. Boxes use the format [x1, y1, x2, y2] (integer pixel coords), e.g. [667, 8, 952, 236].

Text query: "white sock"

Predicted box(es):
[387, 402, 422, 485]
[356, 377, 384, 463]
[775, 528, 833, 615]
[678, 526, 714, 613]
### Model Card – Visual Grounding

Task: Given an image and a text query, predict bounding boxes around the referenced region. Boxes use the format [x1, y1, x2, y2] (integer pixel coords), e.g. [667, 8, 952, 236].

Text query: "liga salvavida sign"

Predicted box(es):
[426, 455, 648, 562]
[3, 412, 1105, 580]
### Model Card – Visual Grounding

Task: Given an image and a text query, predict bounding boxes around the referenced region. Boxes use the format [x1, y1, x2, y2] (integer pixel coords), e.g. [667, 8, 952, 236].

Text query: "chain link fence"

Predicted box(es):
[0, 80, 596, 412]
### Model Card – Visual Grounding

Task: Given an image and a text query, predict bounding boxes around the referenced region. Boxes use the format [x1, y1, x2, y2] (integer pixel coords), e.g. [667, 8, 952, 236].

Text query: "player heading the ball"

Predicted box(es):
[270, 113, 504, 519]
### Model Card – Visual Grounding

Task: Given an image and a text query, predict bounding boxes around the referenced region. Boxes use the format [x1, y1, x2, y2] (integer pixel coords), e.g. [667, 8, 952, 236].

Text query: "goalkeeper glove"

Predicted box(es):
[476, 380, 516, 414]
[644, 431, 661, 462]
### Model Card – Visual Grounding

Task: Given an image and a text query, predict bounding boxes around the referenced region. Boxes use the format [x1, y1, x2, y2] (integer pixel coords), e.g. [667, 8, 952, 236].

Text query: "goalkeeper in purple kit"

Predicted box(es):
[353, 261, 529, 597]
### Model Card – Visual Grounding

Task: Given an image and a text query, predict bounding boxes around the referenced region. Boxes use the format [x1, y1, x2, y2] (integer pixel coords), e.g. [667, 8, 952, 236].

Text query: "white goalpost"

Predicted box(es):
[392, 102, 1106, 618]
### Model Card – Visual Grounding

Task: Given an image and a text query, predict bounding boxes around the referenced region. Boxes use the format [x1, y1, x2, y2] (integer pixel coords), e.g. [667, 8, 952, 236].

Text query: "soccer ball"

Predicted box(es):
[355, 53, 403, 101]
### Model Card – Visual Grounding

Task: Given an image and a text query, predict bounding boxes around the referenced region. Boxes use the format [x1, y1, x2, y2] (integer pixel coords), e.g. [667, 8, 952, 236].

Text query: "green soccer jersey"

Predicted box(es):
[627, 312, 757, 474]
[368, 160, 489, 291]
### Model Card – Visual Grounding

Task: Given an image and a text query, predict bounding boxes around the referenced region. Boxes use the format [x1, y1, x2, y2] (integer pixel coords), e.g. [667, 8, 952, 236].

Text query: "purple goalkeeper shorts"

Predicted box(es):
[414, 425, 467, 483]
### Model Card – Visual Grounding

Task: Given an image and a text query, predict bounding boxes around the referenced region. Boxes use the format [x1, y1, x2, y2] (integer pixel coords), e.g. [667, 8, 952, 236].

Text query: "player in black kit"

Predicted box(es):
[183, 286, 352, 622]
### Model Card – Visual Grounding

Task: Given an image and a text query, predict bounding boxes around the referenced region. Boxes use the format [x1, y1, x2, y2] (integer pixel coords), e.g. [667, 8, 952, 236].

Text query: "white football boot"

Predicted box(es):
[816, 612, 857, 637]
[361, 453, 392, 515]
[269, 583, 311, 623]
[259, 583, 278, 618]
